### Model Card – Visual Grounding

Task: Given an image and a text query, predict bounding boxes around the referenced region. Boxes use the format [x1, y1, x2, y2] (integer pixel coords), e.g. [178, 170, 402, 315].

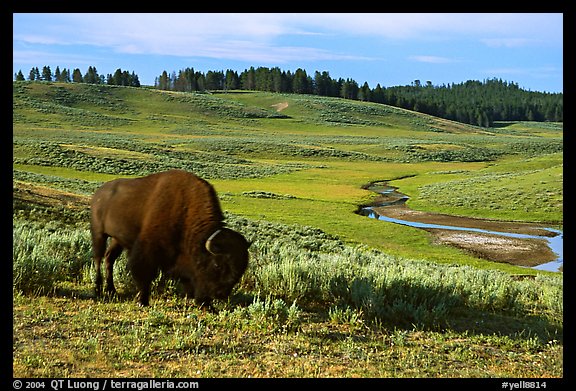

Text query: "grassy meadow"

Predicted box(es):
[12, 81, 563, 378]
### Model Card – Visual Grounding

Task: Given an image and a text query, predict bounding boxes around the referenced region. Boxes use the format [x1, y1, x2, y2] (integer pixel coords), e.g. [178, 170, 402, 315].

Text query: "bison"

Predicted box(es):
[90, 169, 250, 307]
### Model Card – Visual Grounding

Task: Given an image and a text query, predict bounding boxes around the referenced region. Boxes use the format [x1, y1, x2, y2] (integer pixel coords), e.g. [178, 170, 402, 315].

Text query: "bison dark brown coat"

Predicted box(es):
[90, 170, 250, 307]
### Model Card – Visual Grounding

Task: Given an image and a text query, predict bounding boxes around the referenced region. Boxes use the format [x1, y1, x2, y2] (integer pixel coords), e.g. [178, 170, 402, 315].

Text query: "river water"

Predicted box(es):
[359, 183, 563, 272]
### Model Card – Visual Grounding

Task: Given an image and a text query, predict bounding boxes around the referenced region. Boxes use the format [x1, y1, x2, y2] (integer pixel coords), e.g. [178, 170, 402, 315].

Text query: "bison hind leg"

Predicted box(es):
[94, 268, 103, 300]
[103, 238, 123, 296]
[92, 234, 108, 299]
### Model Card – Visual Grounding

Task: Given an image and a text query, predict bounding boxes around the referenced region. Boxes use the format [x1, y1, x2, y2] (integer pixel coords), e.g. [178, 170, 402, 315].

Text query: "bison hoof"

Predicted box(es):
[204, 306, 217, 313]
[137, 299, 150, 307]
[197, 301, 216, 313]
[105, 286, 117, 296]
[136, 292, 150, 307]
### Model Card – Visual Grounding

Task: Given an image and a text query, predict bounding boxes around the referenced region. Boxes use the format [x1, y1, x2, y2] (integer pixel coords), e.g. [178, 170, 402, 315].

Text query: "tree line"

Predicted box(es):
[155, 66, 367, 99]
[14, 65, 140, 87]
[155, 66, 562, 126]
[14, 64, 562, 126]
[378, 79, 563, 126]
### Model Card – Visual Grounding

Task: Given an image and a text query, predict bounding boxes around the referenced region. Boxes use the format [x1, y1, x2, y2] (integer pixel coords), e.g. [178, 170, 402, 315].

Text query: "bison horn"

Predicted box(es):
[205, 229, 223, 255]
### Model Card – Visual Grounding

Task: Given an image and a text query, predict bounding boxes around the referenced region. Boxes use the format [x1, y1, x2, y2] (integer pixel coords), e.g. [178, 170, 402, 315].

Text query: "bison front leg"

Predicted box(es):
[127, 246, 158, 307]
[180, 280, 210, 309]
[131, 267, 157, 307]
[179, 279, 214, 312]
[130, 268, 155, 306]
[196, 297, 215, 312]
[135, 287, 151, 307]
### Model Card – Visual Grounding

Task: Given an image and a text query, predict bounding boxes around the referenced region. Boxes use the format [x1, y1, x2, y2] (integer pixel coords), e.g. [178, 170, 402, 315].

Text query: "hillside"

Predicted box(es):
[13, 81, 563, 378]
[13, 81, 563, 259]
[153, 67, 563, 126]
[13, 81, 562, 167]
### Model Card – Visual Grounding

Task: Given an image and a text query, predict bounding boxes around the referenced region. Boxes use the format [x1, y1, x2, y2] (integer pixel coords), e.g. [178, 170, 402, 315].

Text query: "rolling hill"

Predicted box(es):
[13, 81, 563, 263]
[12, 81, 563, 378]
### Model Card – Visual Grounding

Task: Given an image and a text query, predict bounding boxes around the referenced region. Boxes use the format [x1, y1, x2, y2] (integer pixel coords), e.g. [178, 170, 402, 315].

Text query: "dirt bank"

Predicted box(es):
[13, 181, 90, 210]
[429, 229, 556, 267]
[372, 203, 556, 237]
[371, 203, 559, 269]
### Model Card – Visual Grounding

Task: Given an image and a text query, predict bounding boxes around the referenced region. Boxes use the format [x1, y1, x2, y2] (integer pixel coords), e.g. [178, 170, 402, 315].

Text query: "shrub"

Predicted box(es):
[13, 221, 93, 295]
[13, 213, 562, 330]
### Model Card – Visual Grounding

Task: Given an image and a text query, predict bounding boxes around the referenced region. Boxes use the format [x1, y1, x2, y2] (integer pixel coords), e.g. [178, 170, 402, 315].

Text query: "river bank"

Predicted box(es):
[359, 181, 563, 272]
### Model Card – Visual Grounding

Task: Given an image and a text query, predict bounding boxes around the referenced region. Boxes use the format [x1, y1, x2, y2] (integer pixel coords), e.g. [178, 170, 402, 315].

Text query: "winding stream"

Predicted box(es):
[358, 182, 563, 272]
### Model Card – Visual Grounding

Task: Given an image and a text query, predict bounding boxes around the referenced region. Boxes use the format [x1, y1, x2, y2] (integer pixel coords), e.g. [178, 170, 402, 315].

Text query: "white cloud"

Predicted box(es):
[280, 13, 562, 41]
[37, 13, 297, 48]
[13, 34, 62, 45]
[13, 13, 562, 68]
[14, 13, 377, 63]
[12, 49, 97, 66]
[14, 13, 562, 50]
[409, 55, 457, 64]
[480, 38, 543, 48]
[482, 66, 561, 79]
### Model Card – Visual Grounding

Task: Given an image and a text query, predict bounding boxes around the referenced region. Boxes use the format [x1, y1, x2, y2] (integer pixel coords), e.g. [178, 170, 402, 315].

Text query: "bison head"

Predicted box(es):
[200, 228, 250, 300]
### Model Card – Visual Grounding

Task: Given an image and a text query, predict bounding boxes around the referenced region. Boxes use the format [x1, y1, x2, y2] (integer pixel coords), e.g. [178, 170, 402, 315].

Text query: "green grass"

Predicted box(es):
[12, 82, 564, 274]
[13, 291, 563, 378]
[12, 216, 563, 377]
[12, 81, 563, 378]
[394, 153, 563, 224]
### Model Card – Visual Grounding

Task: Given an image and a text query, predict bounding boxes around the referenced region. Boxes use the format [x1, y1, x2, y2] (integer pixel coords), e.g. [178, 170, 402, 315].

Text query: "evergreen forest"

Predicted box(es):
[15, 64, 562, 127]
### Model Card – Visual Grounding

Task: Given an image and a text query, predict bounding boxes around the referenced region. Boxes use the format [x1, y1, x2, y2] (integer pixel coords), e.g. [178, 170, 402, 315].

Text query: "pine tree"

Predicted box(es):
[314, 71, 329, 96]
[158, 71, 169, 90]
[15, 70, 25, 81]
[241, 67, 256, 90]
[205, 70, 224, 90]
[173, 70, 187, 91]
[359, 82, 371, 101]
[130, 72, 140, 87]
[112, 68, 123, 85]
[225, 69, 239, 90]
[34, 67, 41, 81]
[84, 66, 99, 84]
[61, 68, 70, 82]
[270, 67, 284, 93]
[340, 78, 358, 100]
[41, 66, 52, 81]
[195, 72, 205, 91]
[72, 68, 83, 83]
[372, 84, 385, 103]
[292, 68, 310, 94]
[185, 68, 196, 91]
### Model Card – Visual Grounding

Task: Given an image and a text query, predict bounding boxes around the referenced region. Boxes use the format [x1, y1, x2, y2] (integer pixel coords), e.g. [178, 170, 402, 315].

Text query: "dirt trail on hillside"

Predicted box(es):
[271, 102, 289, 112]
[13, 181, 90, 210]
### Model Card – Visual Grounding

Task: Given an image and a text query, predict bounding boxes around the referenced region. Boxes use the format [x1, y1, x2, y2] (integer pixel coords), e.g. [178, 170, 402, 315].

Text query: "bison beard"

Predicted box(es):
[90, 170, 250, 308]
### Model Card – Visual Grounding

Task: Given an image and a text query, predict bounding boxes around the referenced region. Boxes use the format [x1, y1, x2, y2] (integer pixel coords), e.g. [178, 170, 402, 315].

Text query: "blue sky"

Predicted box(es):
[13, 13, 563, 93]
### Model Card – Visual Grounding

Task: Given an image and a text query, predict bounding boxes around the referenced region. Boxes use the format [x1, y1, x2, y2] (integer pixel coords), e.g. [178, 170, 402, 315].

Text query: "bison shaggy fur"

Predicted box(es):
[90, 170, 250, 307]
